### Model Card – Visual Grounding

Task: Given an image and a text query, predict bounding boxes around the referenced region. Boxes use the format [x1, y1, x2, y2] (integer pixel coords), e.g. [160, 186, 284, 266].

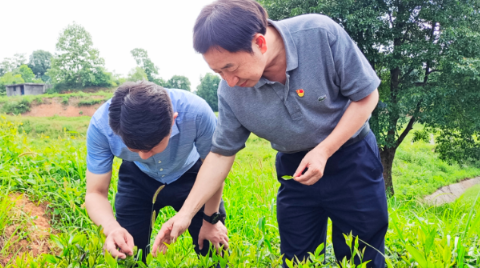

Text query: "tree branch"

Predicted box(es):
[396, 101, 422, 147]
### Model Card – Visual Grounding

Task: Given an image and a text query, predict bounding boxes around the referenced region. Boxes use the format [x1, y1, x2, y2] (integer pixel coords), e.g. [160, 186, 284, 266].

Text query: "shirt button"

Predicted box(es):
[160, 168, 163, 171]
[158, 161, 162, 163]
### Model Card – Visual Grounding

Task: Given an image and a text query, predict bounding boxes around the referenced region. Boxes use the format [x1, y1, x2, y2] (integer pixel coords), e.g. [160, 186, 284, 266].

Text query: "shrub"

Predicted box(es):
[1, 99, 31, 114]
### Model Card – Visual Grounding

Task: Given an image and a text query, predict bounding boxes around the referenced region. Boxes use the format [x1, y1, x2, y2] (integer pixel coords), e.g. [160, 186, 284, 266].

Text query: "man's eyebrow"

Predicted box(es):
[221, 63, 233, 70]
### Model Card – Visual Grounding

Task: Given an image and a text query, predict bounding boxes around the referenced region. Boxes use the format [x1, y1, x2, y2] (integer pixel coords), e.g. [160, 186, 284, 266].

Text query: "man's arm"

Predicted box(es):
[294, 89, 379, 185]
[85, 170, 134, 258]
[151, 152, 235, 255]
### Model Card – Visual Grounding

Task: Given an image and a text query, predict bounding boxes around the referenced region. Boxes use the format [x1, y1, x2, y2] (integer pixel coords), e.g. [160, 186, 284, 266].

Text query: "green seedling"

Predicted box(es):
[281, 175, 294, 180]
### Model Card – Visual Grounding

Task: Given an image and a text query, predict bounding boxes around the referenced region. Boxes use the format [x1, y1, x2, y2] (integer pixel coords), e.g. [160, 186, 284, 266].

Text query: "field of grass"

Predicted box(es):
[1, 115, 480, 267]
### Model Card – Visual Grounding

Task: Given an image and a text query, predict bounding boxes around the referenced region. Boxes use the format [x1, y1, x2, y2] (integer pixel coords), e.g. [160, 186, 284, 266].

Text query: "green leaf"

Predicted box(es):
[281, 175, 294, 180]
[406, 244, 428, 268]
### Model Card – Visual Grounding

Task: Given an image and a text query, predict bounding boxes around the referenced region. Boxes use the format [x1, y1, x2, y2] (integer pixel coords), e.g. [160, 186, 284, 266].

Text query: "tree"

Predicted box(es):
[47, 22, 113, 89]
[196, 73, 220, 112]
[130, 48, 165, 85]
[0, 73, 24, 95]
[127, 67, 148, 82]
[260, 0, 480, 195]
[14, 65, 37, 83]
[166, 75, 191, 91]
[0, 53, 27, 76]
[28, 50, 53, 82]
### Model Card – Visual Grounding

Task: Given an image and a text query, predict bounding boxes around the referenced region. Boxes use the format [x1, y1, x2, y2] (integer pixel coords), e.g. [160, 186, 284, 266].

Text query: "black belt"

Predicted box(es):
[342, 124, 370, 148]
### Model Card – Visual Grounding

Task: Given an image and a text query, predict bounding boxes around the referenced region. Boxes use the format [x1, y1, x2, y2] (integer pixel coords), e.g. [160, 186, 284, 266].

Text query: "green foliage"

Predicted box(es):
[1, 117, 480, 266]
[165, 75, 191, 91]
[261, 0, 480, 194]
[196, 73, 220, 111]
[47, 22, 114, 91]
[28, 50, 53, 82]
[13, 65, 37, 83]
[1, 99, 31, 114]
[0, 72, 25, 95]
[130, 48, 162, 84]
[127, 67, 148, 82]
[0, 53, 27, 76]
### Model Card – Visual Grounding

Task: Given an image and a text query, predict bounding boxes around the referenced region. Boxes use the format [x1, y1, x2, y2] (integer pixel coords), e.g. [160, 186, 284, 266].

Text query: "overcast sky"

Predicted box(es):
[0, 0, 217, 90]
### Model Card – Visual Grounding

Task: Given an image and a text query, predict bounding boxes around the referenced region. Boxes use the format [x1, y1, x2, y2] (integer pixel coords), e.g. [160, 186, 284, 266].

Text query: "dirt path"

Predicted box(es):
[0, 194, 54, 265]
[424, 177, 480, 205]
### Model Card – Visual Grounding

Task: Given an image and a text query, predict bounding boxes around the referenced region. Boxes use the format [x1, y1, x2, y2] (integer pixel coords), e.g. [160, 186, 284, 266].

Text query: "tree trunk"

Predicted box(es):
[380, 147, 397, 197]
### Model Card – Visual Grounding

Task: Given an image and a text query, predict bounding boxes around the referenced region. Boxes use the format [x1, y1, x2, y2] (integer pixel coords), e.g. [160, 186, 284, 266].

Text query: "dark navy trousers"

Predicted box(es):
[115, 160, 226, 261]
[275, 132, 388, 268]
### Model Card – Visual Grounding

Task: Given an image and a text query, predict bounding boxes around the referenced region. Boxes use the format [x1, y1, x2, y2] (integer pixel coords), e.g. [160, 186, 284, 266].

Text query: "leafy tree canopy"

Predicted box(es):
[196, 73, 220, 112]
[127, 67, 148, 82]
[130, 48, 163, 85]
[165, 75, 191, 91]
[0, 53, 27, 76]
[28, 50, 53, 82]
[47, 22, 113, 90]
[260, 0, 480, 195]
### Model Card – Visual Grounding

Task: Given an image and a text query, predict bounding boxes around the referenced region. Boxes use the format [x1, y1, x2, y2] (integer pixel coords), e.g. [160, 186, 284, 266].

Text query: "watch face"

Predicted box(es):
[211, 213, 220, 224]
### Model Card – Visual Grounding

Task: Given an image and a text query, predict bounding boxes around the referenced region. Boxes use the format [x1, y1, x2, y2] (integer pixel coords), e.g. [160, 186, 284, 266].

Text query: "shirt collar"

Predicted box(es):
[254, 19, 299, 89]
[170, 117, 179, 138]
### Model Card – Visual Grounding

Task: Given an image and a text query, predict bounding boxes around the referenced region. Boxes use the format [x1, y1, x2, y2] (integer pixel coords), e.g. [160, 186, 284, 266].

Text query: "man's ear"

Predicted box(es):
[253, 33, 268, 54]
[172, 112, 178, 126]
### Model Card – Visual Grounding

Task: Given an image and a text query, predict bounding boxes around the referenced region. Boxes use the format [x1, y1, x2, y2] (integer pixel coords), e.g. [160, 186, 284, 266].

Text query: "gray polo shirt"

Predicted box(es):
[211, 14, 381, 156]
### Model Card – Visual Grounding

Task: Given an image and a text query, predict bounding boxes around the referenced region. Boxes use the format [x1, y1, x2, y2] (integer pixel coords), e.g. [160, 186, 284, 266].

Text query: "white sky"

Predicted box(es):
[0, 0, 217, 91]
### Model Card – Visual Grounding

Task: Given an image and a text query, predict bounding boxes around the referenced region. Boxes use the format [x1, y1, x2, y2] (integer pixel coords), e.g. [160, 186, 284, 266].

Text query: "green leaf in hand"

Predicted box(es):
[282, 175, 294, 180]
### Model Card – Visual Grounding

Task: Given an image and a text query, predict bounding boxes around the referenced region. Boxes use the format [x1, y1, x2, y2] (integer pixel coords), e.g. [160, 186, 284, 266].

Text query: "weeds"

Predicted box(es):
[1, 116, 480, 267]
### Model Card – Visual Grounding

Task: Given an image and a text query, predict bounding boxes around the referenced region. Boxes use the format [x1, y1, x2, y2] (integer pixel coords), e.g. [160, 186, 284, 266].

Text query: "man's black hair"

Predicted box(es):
[109, 81, 173, 151]
[193, 0, 268, 54]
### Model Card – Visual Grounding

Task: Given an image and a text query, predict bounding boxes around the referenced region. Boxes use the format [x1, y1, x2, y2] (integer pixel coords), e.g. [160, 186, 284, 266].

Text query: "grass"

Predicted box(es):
[3, 115, 91, 137]
[0, 116, 480, 267]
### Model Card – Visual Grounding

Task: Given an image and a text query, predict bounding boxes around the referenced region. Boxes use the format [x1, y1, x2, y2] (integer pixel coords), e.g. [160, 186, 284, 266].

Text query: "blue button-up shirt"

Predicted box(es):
[86, 88, 217, 184]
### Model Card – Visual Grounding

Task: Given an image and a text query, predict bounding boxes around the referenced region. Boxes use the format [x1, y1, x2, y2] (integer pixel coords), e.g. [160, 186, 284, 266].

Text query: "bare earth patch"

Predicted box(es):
[0, 194, 54, 265]
[424, 177, 480, 205]
[23, 98, 103, 117]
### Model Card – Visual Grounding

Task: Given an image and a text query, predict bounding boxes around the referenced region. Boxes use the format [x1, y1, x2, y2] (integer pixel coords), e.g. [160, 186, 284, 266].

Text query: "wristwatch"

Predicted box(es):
[203, 211, 226, 224]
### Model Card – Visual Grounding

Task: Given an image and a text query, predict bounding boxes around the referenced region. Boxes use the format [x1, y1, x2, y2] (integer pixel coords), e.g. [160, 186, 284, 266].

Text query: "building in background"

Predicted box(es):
[5, 83, 51, 96]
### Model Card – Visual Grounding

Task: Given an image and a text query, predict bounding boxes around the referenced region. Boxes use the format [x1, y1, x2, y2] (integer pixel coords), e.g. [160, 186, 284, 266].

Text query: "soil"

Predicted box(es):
[0, 194, 55, 265]
[22, 97, 104, 117]
[424, 177, 480, 205]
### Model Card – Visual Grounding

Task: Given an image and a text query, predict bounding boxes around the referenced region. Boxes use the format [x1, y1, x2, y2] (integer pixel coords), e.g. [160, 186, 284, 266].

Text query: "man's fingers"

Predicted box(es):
[115, 236, 132, 256]
[106, 240, 127, 259]
[198, 236, 205, 250]
[222, 238, 229, 250]
[125, 233, 135, 253]
[295, 167, 315, 182]
[294, 160, 308, 177]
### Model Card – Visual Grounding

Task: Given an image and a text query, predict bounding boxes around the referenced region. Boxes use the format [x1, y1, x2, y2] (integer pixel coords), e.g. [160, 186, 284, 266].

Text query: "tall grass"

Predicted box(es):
[0, 116, 480, 267]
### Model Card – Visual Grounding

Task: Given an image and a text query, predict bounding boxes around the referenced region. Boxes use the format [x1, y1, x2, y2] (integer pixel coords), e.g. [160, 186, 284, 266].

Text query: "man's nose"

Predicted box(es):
[138, 151, 152, 159]
[224, 74, 239, 87]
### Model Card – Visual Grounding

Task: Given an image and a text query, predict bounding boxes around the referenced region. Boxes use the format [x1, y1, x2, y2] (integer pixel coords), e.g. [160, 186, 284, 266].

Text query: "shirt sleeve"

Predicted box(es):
[329, 23, 381, 101]
[210, 92, 251, 156]
[86, 119, 114, 174]
[194, 100, 218, 159]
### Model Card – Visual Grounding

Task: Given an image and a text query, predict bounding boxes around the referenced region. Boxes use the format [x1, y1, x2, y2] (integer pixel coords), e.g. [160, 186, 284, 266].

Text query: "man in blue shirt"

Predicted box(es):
[85, 81, 228, 260]
[153, 0, 388, 267]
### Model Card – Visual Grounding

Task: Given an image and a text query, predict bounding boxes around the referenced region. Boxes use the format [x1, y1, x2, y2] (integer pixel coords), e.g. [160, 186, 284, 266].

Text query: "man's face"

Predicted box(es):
[203, 41, 267, 88]
[127, 112, 178, 160]
[128, 135, 171, 160]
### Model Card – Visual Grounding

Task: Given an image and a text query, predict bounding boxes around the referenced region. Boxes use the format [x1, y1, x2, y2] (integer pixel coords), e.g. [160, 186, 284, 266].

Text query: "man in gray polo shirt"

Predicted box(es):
[152, 0, 388, 267]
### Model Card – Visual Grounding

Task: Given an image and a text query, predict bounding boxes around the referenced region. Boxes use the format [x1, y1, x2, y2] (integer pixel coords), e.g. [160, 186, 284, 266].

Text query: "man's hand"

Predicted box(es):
[103, 224, 134, 259]
[198, 220, 229, 251]
[293, 147, 330, 185]
[151, 212, 192, 256]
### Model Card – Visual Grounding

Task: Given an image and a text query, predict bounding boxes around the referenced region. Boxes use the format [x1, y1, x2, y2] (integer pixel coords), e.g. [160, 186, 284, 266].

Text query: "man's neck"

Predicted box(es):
[263, 26, 287, 84]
